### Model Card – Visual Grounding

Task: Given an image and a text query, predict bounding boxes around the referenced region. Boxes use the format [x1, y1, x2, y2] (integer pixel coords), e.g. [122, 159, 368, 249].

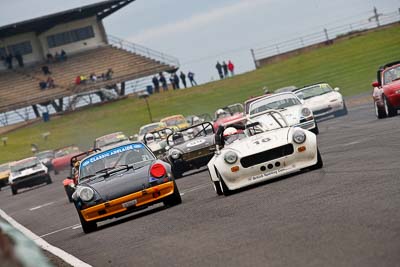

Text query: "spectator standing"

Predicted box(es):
[180, 71, 187, 88]
[152, 75, 160, 93]
[75, 76, 81, 85]
[55, 52, 61, 62]
[228, 60, 235, 76]
[216, 61, 223, 79]
[173, 73, 180, 89]
[169, 75, 176, 90]
[5, 54, 13, 69]
[46, 53, 54, 63]
[15, 52, 24, 67]
[39, 80, 47, 90]
[188, 71, 197, 86]
[222, 61, 228, 78]
[60, 50, 67, 61]
[159, 72, 168, 91]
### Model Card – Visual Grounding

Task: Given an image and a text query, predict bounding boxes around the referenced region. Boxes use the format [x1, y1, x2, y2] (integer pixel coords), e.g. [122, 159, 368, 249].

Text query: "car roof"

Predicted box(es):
[95, 132, 125, 141]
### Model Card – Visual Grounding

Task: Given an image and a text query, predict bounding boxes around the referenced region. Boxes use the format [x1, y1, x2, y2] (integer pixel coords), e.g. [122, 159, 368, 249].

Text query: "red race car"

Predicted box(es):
[213, 103, 244, 130]
[373, 61, 400, 119]
[52, 145, 81, 174]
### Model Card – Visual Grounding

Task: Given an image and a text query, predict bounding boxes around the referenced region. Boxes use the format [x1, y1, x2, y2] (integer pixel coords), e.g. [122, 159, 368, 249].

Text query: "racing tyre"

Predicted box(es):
[163, 181, 182, 207]
[78, 212, 97, 234]
[383, 95, 397, 117]
[46, 175, 52, 185]
[171, 166, 183, 179]
[375, 101, 386, 119]
[335, 102, 348, 117]
[11, 186, 17, 195]
[213, 181, 223, 196]
[310, 122, 319, 135]
[310, 149, 323, 170]
[64, 186, 74, 203]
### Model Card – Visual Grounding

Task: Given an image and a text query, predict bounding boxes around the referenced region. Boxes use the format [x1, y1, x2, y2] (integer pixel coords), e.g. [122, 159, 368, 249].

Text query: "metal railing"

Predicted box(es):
[251, 10, 400, 65]
[107, 34, 180, 68]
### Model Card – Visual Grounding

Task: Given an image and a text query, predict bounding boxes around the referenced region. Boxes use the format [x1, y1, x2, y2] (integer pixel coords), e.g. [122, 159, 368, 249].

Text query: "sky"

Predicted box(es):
[0, 0, 399, 83]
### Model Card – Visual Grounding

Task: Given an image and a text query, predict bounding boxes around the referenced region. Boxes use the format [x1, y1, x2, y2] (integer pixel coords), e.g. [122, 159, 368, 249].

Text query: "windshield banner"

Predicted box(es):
[81, 143, 143, 167]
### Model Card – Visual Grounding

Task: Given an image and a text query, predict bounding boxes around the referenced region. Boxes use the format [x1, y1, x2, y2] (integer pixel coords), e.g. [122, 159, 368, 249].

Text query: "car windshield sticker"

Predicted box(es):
[81, 144, 143, 167]
[187, 139, 206, 147]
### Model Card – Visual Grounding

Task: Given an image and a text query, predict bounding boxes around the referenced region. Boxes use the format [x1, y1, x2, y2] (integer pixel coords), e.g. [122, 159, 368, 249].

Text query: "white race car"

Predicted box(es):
[294, 83, 347, 119]
[207, 110, 322, 196]
[248, 92, 319, 134]
[9, 157, 52, 195]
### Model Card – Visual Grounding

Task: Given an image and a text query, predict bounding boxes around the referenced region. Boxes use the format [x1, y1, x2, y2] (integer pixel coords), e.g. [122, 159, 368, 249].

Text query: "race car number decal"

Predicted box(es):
[187, 139, 206, 147]
[253, 138, 271, 145]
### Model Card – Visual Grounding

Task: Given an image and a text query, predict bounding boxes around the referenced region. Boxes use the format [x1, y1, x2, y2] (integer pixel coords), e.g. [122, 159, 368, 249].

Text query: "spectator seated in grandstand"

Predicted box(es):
[90, 73, 97, 82]
[80, 75, 88, 84]
[42, 65, 51, 75]
[39, 81, 47, 90]
[105, 68, 114, 80]
[75, 76, 81, 85]
[46, 77, 55, 88]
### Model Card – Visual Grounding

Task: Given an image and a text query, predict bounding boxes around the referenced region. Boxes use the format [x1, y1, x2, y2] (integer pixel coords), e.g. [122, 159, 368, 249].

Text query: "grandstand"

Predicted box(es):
[0, 0, 179, 124]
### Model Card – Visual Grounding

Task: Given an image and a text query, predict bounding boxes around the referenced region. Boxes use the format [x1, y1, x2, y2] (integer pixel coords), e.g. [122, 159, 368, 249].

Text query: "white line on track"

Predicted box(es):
[29, 202, 54, 211]
[39, 224, 81, 238]
[0, 208, 91, 267]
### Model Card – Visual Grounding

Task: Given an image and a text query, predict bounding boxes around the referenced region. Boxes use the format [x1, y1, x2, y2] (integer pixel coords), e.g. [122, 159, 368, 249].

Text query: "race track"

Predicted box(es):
[1, 101, 400, 267]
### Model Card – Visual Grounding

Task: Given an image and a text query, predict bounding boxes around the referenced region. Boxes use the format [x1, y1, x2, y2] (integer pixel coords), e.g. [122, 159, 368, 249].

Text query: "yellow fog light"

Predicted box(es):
[231, 166, 240, 172]
[298, 146, 306, 152]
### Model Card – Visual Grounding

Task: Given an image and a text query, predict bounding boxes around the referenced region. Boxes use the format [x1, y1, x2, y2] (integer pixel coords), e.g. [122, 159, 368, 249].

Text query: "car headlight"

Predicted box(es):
[293, 130, 306, 144]
[301, 108, 312, 117]
[170, 149, 181, 159]
[78, 187, 94, 202]
[224, 151, 238, 164]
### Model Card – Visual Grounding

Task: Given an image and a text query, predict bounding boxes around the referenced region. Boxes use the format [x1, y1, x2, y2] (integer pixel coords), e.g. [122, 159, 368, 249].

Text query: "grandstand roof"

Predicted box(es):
[0, 0, 135, 39]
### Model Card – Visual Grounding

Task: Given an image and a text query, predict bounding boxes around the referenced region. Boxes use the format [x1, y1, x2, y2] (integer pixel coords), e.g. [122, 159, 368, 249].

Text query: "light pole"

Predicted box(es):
[139, 91, 153, 123]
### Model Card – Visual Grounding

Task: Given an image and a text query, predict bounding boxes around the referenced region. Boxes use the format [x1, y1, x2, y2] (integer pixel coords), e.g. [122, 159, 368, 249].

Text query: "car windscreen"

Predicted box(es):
[383, 66, 400, 85]
[96, 133, 128, 148]
[11, 159, 40, 172]
[55, 147, 79, 157]
[0, 164, 9, 172]
[169, 123, 213, 145]
[36, 151, 54, 160]
[164, 118, 185, 126]
[79, 143, 154, 180]
[249, 94, 301, 115]
[295, 84, 332, 99]
[139, 124, 160, 135]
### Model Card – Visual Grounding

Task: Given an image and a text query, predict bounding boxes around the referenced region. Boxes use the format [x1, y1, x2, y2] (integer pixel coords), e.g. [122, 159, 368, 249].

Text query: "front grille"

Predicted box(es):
[182, 147, 213, 161]
[313, 107, 332, 115]
[240, 144, 294, 168]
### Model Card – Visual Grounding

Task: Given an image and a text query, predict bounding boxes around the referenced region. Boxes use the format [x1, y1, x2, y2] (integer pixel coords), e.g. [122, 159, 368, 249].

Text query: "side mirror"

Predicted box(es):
[334, 87, 340, 92]
[372, 81, 380, 87]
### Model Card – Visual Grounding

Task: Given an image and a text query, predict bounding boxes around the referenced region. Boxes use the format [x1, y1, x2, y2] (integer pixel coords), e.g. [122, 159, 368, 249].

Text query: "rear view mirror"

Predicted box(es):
[334, 87, 340, 92]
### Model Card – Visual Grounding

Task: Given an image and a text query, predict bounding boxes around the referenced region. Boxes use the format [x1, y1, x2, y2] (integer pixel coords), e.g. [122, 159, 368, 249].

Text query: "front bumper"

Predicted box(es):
[313, 101, 345, 118]
[11, 172, 49, 189]
[80, 181, 175, 222]
[218, 144, 317, 190]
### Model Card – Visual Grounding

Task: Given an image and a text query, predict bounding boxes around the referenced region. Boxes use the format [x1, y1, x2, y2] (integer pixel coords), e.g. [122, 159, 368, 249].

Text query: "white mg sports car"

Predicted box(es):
[207, 111, 323, 196]
[248, 92, 319, 134]
[294, 83, 347, 119]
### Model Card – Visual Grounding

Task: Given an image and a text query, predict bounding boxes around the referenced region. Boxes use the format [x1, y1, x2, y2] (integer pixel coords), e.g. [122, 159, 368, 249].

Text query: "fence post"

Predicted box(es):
[324, 28, 329, 41]
[275, 45, 280, 54]
[300, 37, 304, 47]
[250, 49, 259, 69]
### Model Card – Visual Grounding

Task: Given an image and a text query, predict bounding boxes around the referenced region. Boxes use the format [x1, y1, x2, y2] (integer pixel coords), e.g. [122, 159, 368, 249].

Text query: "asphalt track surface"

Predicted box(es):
[1, 102, 399, 267]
